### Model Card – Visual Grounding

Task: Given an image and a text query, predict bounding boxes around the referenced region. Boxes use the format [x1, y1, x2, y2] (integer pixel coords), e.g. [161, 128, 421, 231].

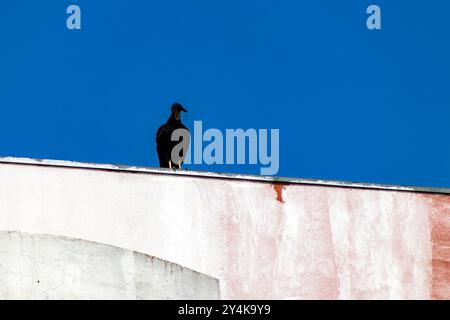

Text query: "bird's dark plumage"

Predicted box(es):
[156, 103, 189, 168]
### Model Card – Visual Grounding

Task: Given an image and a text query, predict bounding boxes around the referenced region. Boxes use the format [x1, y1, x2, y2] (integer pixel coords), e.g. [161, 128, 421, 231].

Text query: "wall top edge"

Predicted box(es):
[1, 156, 449, 195]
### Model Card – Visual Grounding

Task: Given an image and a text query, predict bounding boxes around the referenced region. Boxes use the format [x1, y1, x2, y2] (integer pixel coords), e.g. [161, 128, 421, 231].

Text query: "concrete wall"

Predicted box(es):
[0, 230, 220, 299]
[0, 158, 449, 299]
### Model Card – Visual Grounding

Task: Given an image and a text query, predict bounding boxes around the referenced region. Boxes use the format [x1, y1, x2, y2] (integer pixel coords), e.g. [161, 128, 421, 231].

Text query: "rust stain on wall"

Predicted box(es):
[273, 184, 286, 203]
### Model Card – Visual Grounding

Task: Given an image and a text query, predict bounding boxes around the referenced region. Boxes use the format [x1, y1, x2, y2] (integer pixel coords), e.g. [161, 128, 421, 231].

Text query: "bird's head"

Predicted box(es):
[171, 102, 188, 120]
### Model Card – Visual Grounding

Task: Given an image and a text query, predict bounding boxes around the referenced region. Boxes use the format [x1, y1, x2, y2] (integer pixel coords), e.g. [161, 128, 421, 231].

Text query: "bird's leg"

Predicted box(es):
[178, 160, 181, 169]
[168, 161, 172, 169]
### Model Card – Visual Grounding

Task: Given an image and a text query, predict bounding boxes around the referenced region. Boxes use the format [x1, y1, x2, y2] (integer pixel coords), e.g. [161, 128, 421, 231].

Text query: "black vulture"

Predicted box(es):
[156, 102, 189, 169]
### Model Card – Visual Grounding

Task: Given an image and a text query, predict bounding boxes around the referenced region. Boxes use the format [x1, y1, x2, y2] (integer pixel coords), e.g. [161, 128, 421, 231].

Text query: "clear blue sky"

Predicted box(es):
[1, 1, 449, 187]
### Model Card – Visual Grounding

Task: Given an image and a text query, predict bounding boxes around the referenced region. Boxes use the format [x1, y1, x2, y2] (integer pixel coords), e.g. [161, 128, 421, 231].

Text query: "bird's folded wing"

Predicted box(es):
[156, 124, 170, 144]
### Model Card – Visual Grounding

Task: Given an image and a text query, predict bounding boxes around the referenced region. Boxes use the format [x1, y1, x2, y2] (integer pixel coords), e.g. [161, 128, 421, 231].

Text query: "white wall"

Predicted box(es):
[0, 158, 448, 299]
[0, 230, 219, 299]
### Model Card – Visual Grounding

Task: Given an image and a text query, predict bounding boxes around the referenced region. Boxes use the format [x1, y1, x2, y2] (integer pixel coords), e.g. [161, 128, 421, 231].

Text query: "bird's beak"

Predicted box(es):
[179, 106, 188, 113]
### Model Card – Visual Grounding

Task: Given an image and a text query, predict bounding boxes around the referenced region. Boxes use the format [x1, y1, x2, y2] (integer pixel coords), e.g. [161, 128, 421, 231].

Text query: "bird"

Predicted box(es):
[156, 102, 189, 169]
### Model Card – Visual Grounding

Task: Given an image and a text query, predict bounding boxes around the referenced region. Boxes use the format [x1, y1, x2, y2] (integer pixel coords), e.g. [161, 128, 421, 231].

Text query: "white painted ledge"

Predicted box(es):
[1, 156, 449, 194]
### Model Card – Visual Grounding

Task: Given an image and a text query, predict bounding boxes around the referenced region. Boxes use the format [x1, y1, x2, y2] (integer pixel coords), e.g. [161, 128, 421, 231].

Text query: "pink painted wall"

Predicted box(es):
[224, 184, 450, 299]
[0, 158, 449, 299]
[420, 194, 450, 299]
